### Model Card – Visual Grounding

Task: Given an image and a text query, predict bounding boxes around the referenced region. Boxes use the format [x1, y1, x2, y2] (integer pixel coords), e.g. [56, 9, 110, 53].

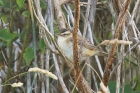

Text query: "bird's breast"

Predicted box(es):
[57, 37, 96, 61]
[57, 37, 73, 61]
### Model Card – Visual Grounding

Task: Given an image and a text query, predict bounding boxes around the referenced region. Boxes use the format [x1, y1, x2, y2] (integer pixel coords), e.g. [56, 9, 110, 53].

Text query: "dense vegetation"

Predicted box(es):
[0, 0, 140, 93]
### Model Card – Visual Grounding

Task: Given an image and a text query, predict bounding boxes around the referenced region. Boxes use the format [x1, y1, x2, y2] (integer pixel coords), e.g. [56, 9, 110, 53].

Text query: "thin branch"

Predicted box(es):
[130, 0, 140, 22]
[72, 0, 81, 92]
[110, 41, 140, 77]
[31, 0, 71, 67]
[71, 0, 92, 93]
[54, 0, 66, 29]
[65, 4, 74, 26]
[31, 0, 58, 54]
[53, 54, 69, 93]
[71, 58, 90, 93]
[79, 0, 91, 59]
[121, 22, 125, 93]
[101, 0, 131, 90]
[60, 0, 71, 5]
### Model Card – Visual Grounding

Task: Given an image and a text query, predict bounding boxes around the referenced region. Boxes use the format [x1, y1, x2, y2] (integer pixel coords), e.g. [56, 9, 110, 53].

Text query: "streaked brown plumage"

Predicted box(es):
[56, 29, 108, 61]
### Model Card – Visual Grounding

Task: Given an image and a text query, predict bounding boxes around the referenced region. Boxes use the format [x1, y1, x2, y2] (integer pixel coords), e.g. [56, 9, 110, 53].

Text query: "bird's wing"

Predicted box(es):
[68, 36, 108, 56]
[68, 35, 96, 50]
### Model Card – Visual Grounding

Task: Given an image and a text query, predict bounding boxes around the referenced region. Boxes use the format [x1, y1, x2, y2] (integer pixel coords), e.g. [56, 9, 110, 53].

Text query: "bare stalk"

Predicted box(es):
[101, 0, 131, 90]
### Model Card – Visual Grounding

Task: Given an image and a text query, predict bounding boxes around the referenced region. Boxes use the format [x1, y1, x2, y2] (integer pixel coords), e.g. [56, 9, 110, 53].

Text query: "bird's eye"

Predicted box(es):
[62, 32, 71, 36]
[63, 34, 67, 36]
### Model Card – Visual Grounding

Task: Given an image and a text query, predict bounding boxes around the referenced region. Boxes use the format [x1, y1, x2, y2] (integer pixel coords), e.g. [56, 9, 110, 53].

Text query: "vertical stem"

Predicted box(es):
[121, 23, 125, 93]
[53, 54, 69, 93]
[28, 0, 37, 67]
[116, 53, 121, 93]
[9, 0, 14, 68]
[72, 1, 92, 93]
[73, 0, 80, 84]
[28, 0, 38, 92]
[17, 19, 30, 71]
[101, 0, 131, 89]
[3, 0, 14, 92]
[45, 50, 50, 92]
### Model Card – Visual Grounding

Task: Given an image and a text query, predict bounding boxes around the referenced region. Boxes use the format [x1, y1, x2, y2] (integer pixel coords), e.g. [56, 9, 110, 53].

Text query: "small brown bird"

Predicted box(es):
[56, 29, 107, 61]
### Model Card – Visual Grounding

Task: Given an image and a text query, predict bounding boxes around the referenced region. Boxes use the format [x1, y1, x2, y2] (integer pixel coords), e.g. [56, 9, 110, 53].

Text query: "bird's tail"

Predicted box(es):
[94, 51, 108, 56]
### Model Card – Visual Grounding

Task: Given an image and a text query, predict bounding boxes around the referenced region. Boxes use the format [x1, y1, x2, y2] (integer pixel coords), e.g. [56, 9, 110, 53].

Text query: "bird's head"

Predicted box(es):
[56, 29, 72, 38]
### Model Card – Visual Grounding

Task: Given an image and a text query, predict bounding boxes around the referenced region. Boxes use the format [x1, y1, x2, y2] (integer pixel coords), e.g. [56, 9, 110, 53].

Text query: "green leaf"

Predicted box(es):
[13, 4, 19, 12]
[16, 0, 24, 9]
[40, 0, 47, 9]
[108, 81, 116, 93]
[135, 81, 140, 90]
[39, 38, 46, 53]
[23, 47, 34, 66]
[2, 0, 10, 9]
[22, 11, 30, 17]
[108, 81, 134, 93]
[0, 28, 17, 41]
[54, 21, 59, 34]
[133, 91, 140, 93]
[0, 42, 6, 47]
[108, 31, 112, 38]
[0, 0, 4, 6]
[125, 58, 139, 68]
[1, 14, 8, 23]
[123, 84, 133, 93]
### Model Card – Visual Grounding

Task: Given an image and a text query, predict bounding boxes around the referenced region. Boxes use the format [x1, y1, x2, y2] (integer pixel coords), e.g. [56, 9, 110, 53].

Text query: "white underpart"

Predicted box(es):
[57, 36, 90, 61]
[57, 36, 74, 61]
